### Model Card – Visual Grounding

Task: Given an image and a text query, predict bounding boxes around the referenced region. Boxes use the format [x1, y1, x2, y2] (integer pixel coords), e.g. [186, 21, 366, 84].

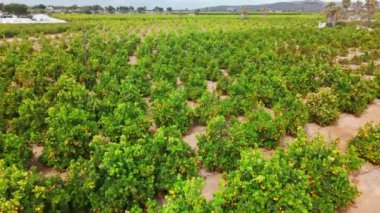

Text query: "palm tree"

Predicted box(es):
[325, 3, 342, 26]
[240, 6, 248, 19]
[366, 0, 378, 21]
[342, 0, 351, 20]
[261, 7, 269, 17]
[353, 0, 363, 19]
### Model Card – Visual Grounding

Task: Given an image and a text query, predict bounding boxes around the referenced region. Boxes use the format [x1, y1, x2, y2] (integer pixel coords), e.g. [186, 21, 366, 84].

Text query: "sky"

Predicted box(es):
[1, 0, 326, 10]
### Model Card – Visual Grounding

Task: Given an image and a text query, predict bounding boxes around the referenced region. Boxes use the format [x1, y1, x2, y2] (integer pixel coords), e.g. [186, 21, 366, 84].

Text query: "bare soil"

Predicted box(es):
[305, 99, 380, 151]
[30, 145, 67, 179]
[279, 135, 296, 148]
[199, 168, 222, 202]
[220, 95, 229, 100]
[344, 164, 380, 213]
[129, 56, 138, 65]
[237, 115, 245, 122]
[183, 125, 206, 153]
[260, 148, 275, 159]
[363, 75, 375, 81]
[220, 69, 228, 77]
[335, 49, 365, 63]
[206, 81, 217, 93]
[345, 64, 361, 70]
[182, 126, 222, 201]
[187, 100, 196, 109]
[176, 77, 183, 87]
[304, 100, 380, 212]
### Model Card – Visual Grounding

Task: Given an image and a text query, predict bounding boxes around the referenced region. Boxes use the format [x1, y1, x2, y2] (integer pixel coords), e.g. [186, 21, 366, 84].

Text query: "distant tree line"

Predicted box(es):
[0, 3, 176, 15]
[1, 3, 29, 16]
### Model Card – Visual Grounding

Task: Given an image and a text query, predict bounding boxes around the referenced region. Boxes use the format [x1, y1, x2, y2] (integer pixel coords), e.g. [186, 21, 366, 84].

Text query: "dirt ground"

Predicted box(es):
[30, 145, 67, 179]
[305, 100, 380, 212]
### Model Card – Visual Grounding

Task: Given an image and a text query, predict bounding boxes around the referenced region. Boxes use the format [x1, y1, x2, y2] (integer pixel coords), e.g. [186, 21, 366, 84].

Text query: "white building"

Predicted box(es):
[0, 14, 66, 24]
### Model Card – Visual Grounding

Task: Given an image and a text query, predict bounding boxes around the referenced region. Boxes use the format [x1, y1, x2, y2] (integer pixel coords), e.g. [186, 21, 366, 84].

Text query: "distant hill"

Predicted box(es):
[201, 0, 325, 12]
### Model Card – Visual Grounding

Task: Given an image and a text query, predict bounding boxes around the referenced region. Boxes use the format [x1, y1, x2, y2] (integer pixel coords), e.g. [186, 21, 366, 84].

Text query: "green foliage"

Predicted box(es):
[43, 105, 97, 169]
[214, 150, 312, 212]
[0, 87, 32, 132]
[152, 91, 192, 134]
[100, 102, 150, 142]
[306, 87, 340, 126]
[334, 75, 378, 115]
[0, 133, 31, 167]
[66, 129, 198, 212]
[377, 73, 380, 97]
[213, 135, 360, 212]
[184, 73, 207, 101]
[240, 107, 286, 148]
[150, 79, 176, 101]
[198, 108, 286, 172]
[0, 161, 69, 212]
[93, 77, 147, 117]
[194, 92, 221, 125]
[251, 74, 289, 108]
[198, 116, 240, 171]
[226, 77, 257, 115]
[43, 75, 90, 108]
[150, 127, 198, 191]
[8, 98, 46, 143]
[286, 135, 360, 211]
[1, 14, 379, 211]
[4, 3, 28, 16]
[350, 123, 380, 165]
[275, 95, 309, 135]
[65, 158, 98, 210]
[161, 178, 209, 213]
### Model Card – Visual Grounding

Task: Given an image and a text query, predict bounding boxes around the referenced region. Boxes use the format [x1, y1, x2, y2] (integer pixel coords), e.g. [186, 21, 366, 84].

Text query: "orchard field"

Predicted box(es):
[1, 13, 380, 212]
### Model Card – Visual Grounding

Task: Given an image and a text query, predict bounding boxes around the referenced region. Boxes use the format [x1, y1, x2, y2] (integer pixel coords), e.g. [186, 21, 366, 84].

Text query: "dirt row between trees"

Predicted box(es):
[30, 145, 67, 179]
[27, 44, 380, 209]
[182, 100, 380, 209]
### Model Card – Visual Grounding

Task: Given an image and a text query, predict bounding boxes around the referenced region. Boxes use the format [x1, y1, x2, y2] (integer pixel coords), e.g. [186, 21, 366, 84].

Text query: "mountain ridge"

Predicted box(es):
[200, 0, 325, 12]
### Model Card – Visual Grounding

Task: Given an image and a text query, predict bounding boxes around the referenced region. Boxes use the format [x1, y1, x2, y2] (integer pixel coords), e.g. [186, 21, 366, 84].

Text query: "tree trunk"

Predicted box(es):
[368, 10, 373, 22]
[344, 8, 349, 20]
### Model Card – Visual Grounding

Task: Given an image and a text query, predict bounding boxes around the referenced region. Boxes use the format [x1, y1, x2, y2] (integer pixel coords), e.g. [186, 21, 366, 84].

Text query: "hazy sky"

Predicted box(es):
[1, 0, 324, 9]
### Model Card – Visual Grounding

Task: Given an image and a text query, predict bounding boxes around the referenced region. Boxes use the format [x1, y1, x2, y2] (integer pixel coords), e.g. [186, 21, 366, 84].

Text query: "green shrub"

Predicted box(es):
[43, 105, 97, 169]
[239, 107, 286, 148]
[226, 77, 258, 114]
[65, 129, 198, 212]
[287, 135, 360, 211]
[350, 123, 380, 165]
[8, 98, 47, 143]
[0, 161, 69, 212]
[161, 178, 209, 213]
[198, 116, 240, 171]
[84, 136, 156, 211]
[152, 91, 192, 134]
[150, 79, 176, 101]
[375, 73, 380, 98]
[194, 92, 221, 125]
[275, 95, 309, 135]
[198, 108, 285, 171]
[306, 87, 340, 126]
[184, 73, 207, 101]
[214, 150, 312, 212]
[251, 75, 289, 108]
[100, 102, 150, 142]
[150, 127, 198, 191]
[0, 133, 31, 167]
[334, 75, 378, 115]
[213, 135, 360, 212]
